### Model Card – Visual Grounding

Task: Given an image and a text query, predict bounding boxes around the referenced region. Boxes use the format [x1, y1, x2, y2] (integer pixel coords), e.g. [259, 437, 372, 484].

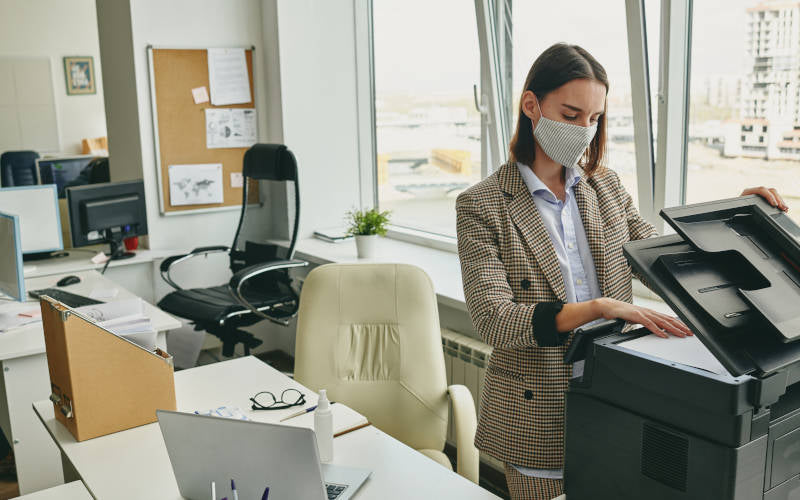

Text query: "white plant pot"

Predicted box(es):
[355, 234, 378, 259]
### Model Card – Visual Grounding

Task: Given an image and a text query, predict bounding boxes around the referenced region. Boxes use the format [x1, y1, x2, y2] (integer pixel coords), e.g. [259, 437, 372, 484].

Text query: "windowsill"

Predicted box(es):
[288, 236, 468, 311]
[283, 236, 671, 315]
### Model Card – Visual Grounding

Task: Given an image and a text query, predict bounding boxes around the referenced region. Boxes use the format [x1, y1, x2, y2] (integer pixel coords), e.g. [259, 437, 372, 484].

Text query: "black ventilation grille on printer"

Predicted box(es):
[641, 423, 689, 491]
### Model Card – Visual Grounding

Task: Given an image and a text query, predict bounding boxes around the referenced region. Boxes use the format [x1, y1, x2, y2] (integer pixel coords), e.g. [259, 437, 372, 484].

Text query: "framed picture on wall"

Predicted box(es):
[63, 56, 96, 95]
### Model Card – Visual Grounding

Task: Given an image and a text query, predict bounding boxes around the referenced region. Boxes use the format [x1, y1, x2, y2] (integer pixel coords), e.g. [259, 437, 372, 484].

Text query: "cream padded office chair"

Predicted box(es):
[294, 263, 479, 483]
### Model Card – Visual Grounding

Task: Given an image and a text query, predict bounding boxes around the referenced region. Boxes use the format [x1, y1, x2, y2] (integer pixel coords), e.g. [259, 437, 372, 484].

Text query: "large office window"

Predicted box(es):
[371, 0, 660, 240]
[511, 1, 659, 209]
[373, 0, 481, 238]
[687, 0, 800, 223]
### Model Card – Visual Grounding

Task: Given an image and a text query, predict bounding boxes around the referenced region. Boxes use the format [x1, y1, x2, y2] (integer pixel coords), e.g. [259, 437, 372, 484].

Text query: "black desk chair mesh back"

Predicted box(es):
[157, 144, 307, 356]
[1, 150, 40, 187]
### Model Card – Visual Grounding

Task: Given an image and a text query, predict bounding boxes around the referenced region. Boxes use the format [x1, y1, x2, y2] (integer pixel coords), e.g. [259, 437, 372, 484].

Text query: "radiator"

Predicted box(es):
[441, 329, 504, 471]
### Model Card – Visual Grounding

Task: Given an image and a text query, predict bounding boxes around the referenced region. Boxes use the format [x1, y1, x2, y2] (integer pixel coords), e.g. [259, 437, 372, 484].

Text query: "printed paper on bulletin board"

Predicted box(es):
[148, 47, 260, 214]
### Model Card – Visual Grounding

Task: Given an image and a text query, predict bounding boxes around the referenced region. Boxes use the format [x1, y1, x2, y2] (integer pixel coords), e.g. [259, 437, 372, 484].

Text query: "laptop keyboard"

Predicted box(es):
[326, 483, 348, 499]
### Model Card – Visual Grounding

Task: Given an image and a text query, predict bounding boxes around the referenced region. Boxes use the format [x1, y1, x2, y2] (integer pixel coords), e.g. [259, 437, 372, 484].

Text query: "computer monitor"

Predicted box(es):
[0, 212, 25, 301]
[66, 180, 148, 260]
[37, 155, 95, 198]
[0, 185, 64, 259]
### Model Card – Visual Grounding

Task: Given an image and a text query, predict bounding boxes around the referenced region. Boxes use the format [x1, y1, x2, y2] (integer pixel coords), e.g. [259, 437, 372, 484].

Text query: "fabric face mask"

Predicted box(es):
[533, 99, 598, 168]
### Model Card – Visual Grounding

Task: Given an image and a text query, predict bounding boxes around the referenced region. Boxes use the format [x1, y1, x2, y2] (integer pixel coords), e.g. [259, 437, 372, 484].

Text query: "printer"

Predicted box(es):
[563, 195, 800, 500]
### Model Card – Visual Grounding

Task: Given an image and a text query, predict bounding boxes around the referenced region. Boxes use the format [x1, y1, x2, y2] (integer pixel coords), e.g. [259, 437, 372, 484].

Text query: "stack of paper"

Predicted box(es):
[0, 303, 42, 333]
[620, 333, 732, 377]
[313, 227, 353, 243]
[73, 299, 157, 351]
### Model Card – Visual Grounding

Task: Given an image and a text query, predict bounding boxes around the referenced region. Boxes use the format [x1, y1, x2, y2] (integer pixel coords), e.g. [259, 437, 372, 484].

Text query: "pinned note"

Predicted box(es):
[191, 86, 209, 104]
[230, 172, 244, 188]
[207, 48, 251, 105]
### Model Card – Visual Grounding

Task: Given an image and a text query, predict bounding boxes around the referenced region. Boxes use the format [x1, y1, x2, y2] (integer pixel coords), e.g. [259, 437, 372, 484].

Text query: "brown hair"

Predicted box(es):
[508, 43, 609, 176]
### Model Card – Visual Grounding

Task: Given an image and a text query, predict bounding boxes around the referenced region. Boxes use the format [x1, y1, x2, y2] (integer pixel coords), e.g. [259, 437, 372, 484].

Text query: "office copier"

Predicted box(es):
[563, 196, 800, 500]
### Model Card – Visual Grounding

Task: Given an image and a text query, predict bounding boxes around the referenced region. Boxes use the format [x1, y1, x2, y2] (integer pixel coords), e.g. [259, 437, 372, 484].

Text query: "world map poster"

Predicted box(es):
[168, 163, 224, 206]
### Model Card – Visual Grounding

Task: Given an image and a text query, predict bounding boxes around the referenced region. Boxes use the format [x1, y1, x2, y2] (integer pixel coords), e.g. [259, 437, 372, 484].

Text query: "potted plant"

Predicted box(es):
[346, 208, 391, 259]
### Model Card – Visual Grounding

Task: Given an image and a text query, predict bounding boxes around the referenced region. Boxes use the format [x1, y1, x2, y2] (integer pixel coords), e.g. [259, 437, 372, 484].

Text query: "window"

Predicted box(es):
[372, 0, 482, 238]
[371, 0, 658, 241]
[687, 0, 800, 224]
[511, 1, 659, 209]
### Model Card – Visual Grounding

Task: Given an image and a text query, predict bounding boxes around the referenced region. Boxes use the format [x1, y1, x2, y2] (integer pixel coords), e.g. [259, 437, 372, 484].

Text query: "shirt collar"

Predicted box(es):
[516, 162, 582, 202]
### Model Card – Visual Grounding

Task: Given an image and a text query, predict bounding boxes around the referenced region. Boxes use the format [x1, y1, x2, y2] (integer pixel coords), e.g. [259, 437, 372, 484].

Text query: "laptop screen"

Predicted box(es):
[0, 212, 25, 301]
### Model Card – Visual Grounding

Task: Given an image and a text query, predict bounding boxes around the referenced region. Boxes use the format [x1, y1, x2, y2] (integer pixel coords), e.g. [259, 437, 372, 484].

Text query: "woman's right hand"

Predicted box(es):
[594, 297, 693, 338]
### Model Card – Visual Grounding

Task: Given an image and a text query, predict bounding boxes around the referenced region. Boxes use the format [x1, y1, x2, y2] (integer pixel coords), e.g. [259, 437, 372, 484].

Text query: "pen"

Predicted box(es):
[211, 481, 215, 500]
[279, 402, 336, 422]
[262, 486, 270, 500]
[231, 479, 239, 500]
[334, 421, 371, 438]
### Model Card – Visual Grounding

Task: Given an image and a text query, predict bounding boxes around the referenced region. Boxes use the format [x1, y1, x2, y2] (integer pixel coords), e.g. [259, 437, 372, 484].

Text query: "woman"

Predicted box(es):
[456, 43, 788, 500]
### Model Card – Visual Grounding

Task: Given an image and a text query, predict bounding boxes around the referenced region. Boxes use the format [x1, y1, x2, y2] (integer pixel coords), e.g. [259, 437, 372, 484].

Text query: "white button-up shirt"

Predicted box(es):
[516, 163, 601, 304]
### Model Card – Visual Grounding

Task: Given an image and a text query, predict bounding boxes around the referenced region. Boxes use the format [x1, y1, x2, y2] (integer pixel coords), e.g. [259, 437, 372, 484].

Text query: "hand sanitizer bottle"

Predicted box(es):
[314, 389, 333, 463]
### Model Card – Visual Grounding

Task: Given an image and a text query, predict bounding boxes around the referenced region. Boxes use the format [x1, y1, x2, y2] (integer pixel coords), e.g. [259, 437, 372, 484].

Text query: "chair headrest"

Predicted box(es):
[1, 150, 40, 168]
[243, 144, 297, 181]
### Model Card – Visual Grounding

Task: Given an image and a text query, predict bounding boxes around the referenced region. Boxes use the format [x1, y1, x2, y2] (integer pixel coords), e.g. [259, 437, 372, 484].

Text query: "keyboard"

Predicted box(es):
[28, 288, 103, 308]
[326, 483, 348, 499]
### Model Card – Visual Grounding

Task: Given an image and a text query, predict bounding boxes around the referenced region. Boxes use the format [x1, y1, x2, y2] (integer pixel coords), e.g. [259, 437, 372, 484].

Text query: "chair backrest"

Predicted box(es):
[229, 144, 300, 273]
[0, 151, 40, 187]
[295, 263, 449, 452]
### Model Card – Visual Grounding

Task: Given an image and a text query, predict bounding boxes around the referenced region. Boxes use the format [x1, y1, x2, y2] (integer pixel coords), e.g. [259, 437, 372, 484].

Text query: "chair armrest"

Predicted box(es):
[448, 384, 479, 484]
[159, 246, 230, 290]
[228, 259, 308, 323]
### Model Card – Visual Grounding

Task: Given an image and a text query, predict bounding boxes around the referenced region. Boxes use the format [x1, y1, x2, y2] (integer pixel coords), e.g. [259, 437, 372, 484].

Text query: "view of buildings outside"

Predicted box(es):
[373, 0, 799, 239]
[687, 0, 800, 224]
[373, 0, 481, 237]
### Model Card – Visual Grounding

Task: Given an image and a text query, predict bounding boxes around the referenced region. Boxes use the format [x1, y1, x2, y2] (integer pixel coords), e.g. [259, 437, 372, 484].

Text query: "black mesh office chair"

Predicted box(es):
[157, 144, 308, 357]
[0, 150, 40, 186]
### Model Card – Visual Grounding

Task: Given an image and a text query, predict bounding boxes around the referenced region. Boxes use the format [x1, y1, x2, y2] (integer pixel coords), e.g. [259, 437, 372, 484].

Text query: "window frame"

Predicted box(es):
[363, 0, 669, 251]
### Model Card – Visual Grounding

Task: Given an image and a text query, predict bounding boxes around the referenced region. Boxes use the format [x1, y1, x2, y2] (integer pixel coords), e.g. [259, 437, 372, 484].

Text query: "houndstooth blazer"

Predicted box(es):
[456, 162, 657, 469]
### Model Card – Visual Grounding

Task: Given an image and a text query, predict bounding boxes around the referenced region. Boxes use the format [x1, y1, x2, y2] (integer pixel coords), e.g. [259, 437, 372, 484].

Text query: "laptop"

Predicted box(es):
[157, 410, 371, 500]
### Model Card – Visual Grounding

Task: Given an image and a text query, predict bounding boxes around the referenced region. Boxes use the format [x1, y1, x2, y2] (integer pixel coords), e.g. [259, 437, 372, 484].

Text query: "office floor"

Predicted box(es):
[0, 451, 18, 500]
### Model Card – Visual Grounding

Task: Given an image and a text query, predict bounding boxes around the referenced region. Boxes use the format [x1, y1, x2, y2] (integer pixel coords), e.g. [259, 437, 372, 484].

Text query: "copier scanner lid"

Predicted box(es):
[624, 196, 800, 377]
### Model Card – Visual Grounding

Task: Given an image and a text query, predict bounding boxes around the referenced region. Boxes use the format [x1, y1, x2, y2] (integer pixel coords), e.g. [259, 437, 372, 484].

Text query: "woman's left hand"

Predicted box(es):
[741, 186, 789, 211]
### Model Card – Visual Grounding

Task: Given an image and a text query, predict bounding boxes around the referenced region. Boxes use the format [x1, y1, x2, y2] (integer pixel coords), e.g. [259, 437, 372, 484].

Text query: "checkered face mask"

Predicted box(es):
[533, 98, 597, 167]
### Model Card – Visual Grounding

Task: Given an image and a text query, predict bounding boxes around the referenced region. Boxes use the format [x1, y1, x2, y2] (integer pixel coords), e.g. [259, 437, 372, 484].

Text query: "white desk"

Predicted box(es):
[16, 481, 92, 499]
[33, 356, 499, 499]
[24, 248, 174, 303]
[0, 270, 181, 495]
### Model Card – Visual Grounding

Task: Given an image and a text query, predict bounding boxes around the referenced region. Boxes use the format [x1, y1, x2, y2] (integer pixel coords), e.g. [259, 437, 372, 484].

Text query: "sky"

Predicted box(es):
[373, 0, 761, 97]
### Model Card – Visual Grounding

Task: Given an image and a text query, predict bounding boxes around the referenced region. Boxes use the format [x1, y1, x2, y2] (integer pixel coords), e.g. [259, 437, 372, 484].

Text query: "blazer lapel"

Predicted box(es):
[500, 164, 567, 303]
[573, 178, 606, 294]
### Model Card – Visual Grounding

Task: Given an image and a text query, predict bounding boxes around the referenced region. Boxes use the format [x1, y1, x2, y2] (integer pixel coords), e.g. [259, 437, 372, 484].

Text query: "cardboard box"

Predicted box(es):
[40, 297, 176, 441]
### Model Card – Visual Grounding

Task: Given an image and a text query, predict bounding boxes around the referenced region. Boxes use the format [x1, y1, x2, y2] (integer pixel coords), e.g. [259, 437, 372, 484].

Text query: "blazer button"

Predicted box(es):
[521, 279, 531, 290]
[524, 390, 533, 400]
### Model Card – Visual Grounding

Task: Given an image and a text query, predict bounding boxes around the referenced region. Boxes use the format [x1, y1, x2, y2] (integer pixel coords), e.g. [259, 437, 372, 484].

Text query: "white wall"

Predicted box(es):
[97, 0, 273, 251]
[96, 0, 371, 355]
[0, 0, 107, 154]
[275, 0, 363, 236]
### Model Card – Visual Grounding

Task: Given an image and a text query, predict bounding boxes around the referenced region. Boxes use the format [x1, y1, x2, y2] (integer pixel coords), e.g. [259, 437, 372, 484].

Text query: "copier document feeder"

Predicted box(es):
[563, 196, 800, 500]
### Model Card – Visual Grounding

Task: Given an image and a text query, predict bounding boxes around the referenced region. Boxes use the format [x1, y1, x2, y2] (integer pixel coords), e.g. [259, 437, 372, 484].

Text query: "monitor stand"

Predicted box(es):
[105, 230, 136, 261]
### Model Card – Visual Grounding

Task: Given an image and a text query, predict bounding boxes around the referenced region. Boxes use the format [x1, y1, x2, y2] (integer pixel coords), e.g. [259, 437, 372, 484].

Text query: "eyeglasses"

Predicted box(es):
[250, 389, 306, 411]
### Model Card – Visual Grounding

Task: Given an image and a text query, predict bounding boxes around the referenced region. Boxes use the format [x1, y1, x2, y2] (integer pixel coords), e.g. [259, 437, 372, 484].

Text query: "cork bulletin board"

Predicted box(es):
[147, 46, 259, 215]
